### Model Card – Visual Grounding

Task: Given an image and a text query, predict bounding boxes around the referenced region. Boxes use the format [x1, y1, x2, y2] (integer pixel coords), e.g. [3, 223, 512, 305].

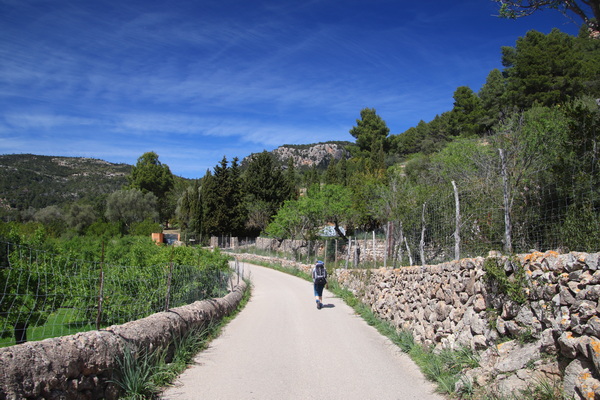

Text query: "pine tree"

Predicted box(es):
[479, 69, 507, 130]
[502, 29, 584, 109]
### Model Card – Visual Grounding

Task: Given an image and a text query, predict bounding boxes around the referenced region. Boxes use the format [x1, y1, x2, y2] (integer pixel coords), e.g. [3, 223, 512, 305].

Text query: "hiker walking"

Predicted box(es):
[312, 260, 327, 309]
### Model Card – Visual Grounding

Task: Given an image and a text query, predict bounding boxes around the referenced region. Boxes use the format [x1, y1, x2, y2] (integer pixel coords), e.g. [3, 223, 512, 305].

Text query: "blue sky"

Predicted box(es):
[0, 0, 580, 179]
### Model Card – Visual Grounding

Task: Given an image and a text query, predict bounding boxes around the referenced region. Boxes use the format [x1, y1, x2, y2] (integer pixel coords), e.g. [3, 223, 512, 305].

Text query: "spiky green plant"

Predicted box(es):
[111, 346, 160, 400]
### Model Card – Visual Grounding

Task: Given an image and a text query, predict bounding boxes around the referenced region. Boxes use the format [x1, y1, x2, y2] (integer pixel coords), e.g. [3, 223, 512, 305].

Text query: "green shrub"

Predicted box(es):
[483, 256, 528, 304]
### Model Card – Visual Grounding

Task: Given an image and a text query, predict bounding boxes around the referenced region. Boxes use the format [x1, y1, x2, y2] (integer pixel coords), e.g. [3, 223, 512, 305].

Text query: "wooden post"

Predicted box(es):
[363, 232, 367, 264]
[346, 237, 351, 269]
[372, 230, 376, 268]
[397, 221, 404, 267]
[96, 242, 105, 331]
[420, 202, 426, 266]
[452, 180, 461, 261]
[165, 247, 174, 311]
[335, 239, 338, 267]
[384, 222, 389, 269]
[499, 148, 513, 253]
[404, 236, 413, 266]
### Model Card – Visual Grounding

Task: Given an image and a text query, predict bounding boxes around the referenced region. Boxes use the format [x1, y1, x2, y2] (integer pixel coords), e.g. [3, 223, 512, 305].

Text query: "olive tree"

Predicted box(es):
[105, 189, 158, 233]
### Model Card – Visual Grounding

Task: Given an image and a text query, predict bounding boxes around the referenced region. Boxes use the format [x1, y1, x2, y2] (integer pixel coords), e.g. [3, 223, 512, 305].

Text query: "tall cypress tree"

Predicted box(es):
[243, 151, 293, 235]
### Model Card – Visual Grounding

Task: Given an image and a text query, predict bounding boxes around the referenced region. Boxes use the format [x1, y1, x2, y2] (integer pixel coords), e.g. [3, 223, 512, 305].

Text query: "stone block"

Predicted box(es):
[515, 306, 534, 326]
[585, 316, 600, 338]
[473, 334, 488, 350]
[560, 285, 577, 306]
[587, 285, 600, 301]
[496, 317, 506, 335]
[495, 341, 540, 373]
[563, 357, 596, 400]
[502, 300, 520, 319]
[558, 332, 580, 359]
[539, 328, 557, 354]
[473, 294, 486, 313]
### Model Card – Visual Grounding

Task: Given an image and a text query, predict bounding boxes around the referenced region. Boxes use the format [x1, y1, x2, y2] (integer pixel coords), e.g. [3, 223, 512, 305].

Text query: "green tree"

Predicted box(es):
[130, 219, 162, 237]
[313, 184, 354, 239]
[478, 69, 507, 130]
[265, 184, 354, 240]
[303, 165, 321, 191]
[349, 108, 391, 157]
[324, 158, 340, 184]
[494, 105, 570, 252]
[502, 29, 584, 109]
[449, 86, 486, 137]
[284, 157, 299, 197]
[347, 161, 385, 231]
[391, 112, 452, 157]
[337, 155, 349, 186]
[176, 180, 202, 236]
[265, 198, 318, 240]
[243, 151, 294, 235]
[493, 0, 600, 36]
[577, 30, 600, 95]
[66, 203, 97, 234]
[105, 189, 159, 233]
[128, 152, 174, 226]
[556, 96, 600, 251]
[201, 157, 246, 237]
[393, 121, 430, 156]
[33, 205, 66, 236]
[370, 167, 432, 265]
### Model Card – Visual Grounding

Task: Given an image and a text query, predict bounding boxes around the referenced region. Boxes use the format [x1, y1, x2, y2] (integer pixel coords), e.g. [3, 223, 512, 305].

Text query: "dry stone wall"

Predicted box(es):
[241, 236, 388, 263]
[0, 280, 247, 400]
[333, 251, 600, 399]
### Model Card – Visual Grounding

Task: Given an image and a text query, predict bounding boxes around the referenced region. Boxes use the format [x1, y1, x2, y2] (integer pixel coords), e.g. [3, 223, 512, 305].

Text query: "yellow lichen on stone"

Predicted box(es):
[524, 251, 544, 263]
[590, 338, 600, 356]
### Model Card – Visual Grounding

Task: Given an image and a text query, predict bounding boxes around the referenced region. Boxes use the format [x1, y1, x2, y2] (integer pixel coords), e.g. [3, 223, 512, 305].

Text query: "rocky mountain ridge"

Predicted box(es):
[250, 141, 352, 169]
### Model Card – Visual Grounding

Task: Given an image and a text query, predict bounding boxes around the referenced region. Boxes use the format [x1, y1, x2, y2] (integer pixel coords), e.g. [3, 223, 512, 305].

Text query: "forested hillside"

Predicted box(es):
[0, 154, 131, 213]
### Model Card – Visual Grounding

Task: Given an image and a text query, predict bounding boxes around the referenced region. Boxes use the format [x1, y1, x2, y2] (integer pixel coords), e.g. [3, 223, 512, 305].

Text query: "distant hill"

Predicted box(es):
[1, 142, 354, 213]
[245, 141, 352, 170]
[0, 154, 132, 212]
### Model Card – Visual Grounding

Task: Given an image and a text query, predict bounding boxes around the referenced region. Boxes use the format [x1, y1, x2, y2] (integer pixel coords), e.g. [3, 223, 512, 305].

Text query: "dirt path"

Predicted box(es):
[161, 262, 444, 400]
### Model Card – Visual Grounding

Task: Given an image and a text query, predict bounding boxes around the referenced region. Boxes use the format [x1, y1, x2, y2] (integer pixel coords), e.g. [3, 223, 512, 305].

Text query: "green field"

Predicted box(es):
[0, 308, 95, 348]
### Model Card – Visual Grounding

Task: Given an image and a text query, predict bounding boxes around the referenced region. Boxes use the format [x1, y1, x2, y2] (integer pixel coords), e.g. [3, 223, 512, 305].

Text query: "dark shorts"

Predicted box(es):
[314, 282, 325, 297]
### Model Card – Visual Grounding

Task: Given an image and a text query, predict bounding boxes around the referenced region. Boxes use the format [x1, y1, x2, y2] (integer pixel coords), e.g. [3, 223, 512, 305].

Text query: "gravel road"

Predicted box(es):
[161, 262, 444, 400]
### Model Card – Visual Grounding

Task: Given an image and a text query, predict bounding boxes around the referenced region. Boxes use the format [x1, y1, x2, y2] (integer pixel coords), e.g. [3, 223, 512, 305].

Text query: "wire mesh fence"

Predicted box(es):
[0, 241, 232, 347]
[219, 179, 600, 268]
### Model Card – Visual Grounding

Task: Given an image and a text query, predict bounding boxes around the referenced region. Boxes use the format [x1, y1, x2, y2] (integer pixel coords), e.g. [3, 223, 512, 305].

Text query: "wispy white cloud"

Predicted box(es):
[0, 0, 581, 178]
[4, 113, 98, 130]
